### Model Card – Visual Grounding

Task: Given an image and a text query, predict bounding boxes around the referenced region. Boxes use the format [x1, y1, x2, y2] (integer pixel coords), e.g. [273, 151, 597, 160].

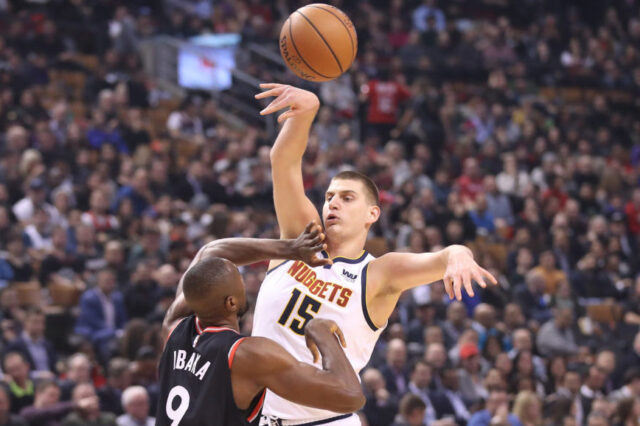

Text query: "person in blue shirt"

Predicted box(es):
[468, 389, 523, 426]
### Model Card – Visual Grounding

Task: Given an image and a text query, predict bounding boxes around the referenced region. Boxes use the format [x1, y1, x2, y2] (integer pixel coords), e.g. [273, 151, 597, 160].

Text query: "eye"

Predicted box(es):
[344, 196, 353, 201]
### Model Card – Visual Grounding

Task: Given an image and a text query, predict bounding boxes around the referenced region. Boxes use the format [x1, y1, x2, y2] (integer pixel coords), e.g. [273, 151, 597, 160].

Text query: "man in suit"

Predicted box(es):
[381, 339, 410, 397]
[7, 308, 57, 374]
[407, 360, 457, 424]
[74, 268, 126, 365]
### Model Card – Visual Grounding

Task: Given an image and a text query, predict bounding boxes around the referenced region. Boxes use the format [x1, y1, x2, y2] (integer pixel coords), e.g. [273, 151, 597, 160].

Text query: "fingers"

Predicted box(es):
[442, 276, 454, 299]
[260, 96, 291, 115]
[472, 270, 487, 288]
[462, 271, 474, 298]
[259, 83, 286, 89]
[453, 274, 462, 301]
[309, 233, 325, 246]
[334, 326, 347, 348]
[254, 84, 287, 100]
[277, 109, 300, 123]
[305, 335, 320, 363]
[443, 277, 453, 299]
[304, 221, 314, 233]
[482, 267, 498, 285]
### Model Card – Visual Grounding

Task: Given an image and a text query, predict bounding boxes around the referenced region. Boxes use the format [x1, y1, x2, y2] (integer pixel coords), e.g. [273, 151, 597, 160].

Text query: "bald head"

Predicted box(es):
[182, 257, 247, 322]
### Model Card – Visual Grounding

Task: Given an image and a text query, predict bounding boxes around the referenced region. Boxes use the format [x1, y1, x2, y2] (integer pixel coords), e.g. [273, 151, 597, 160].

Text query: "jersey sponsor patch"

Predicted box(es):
[342, 269, 358, 282]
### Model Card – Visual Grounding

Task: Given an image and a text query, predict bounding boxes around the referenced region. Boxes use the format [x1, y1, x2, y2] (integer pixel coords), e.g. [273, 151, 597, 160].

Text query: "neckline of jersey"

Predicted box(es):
[195, 317, 238, 335]
[321, 249, 369, 264]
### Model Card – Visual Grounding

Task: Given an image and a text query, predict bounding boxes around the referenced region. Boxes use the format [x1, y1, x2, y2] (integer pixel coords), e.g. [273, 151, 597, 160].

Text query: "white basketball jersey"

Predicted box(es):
[252, 250, 385, 421]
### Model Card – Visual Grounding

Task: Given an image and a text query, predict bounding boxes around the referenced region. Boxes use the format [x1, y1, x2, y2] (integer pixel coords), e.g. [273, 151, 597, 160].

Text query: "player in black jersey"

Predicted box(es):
[157, 222, 365, 426]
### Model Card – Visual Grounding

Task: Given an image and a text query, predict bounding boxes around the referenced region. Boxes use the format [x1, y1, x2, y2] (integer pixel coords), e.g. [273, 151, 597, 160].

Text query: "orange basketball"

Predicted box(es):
[279, 3, 357, 82]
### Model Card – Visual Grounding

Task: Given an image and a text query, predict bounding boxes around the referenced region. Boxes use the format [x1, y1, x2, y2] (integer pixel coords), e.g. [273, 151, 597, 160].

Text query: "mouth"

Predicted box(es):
[326, 214, 339, 225]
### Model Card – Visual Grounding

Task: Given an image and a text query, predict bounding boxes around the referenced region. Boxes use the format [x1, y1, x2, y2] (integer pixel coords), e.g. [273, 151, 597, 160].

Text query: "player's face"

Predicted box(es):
[322, 179, 379, 241]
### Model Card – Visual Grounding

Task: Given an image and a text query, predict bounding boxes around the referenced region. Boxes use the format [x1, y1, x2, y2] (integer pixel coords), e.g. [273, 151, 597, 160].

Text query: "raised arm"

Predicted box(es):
[162, 223, 332, 341]
[255, 83, 322, 238]
[365, 245, 498, 327]
[232, 319, 365, 413]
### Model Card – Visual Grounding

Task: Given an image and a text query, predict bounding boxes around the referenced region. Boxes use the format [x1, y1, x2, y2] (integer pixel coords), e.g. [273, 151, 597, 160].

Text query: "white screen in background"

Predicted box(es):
[178, 46, 235, 91]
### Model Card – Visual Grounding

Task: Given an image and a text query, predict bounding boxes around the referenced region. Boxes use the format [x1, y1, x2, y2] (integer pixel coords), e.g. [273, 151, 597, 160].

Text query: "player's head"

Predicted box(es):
[182, 257, 248, 325]
[323, 171, 380, 241]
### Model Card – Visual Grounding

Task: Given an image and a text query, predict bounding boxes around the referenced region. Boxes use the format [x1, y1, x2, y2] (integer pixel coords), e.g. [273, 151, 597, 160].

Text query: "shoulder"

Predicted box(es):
[80, 288, 99, 301]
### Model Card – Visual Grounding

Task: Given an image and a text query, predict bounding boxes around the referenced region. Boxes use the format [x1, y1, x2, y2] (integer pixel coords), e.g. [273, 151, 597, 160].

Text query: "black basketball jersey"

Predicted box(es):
[156, 316, 265, 426]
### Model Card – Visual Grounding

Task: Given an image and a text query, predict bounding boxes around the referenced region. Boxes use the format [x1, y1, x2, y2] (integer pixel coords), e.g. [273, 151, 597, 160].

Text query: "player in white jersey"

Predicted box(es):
[251, 83, 498, 426]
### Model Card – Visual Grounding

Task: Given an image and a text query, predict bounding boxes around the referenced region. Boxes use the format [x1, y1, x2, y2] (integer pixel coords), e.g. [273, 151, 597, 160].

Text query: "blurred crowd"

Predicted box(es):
[0, 0, 639, 425]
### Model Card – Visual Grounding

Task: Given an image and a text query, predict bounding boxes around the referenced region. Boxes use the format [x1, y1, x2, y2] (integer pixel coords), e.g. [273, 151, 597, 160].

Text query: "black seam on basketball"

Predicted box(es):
[288, 15, 332, 80]
[295, 10, 343, 74]
[306, 5, 355, 62]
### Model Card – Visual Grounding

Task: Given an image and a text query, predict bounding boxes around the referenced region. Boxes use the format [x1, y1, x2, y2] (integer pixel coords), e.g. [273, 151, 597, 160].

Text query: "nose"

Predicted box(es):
[328, 197, 340, 210]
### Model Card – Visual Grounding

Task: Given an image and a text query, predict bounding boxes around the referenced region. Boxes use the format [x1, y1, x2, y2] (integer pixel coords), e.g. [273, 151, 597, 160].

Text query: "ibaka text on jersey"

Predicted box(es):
[173, 349, 211, 381]
[287, 261, 353, 307]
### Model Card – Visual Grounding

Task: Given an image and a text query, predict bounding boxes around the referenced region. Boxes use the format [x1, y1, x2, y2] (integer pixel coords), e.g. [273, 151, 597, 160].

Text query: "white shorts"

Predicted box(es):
[259, 413, 360, 426]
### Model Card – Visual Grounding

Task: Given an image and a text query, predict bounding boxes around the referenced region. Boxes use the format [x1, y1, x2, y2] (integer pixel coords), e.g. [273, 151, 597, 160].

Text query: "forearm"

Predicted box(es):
[200, 238, 297, 267]
[270, 113, 316, 167]
[316, 335, 363, 404]
[379, 244, 472, 292]
[170, 238, 296, 321]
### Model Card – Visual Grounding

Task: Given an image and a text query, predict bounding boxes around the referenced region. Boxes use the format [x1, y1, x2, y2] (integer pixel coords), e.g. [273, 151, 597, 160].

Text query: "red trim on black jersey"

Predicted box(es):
[227, 337, 246, 369]
[247, 389, 266, 423]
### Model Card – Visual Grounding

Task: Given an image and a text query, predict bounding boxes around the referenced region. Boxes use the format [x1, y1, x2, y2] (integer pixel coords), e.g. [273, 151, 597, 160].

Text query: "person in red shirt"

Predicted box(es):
[457, 158, 485, 203]
[361, 71, 411, 142]
[624, 188, 640, 235]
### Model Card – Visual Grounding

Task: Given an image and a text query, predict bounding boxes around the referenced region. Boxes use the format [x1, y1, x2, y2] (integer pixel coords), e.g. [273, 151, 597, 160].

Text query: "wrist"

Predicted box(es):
[283, 239, 300, 261]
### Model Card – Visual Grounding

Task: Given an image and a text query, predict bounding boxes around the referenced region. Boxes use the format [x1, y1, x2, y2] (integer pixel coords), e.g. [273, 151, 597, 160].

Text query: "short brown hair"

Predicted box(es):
[332, 171, 379, 205]
[399, 393, 426, 417]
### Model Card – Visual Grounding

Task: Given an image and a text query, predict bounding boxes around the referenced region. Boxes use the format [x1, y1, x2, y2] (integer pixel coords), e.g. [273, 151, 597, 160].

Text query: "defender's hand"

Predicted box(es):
[255, 83, 320, 123]
[443, 246, 498, 300]
[290, 222, 332, 268]
[304, 318, 347, 363]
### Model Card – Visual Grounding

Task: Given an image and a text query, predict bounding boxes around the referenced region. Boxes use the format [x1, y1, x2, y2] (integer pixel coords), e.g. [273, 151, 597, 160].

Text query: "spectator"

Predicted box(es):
[391, 393, 426, 426]
[381, 339, 409, 397]
[7, 308, 56, 374]
[2, 352, 34, 414]
[74, 269, 126, 365]
[440, 365, 470, 422]
[0, 385, 28, 426]
[468, 389, 523, 426]
[536, 307, 580, 358]
[457, 343, 487, 407]
[61, 383, 115, 426]
[511, 391, 542, 426]
[116, 386, 153, 426]
[19, 380, 74, 426]
[514, 271, 552, 325]
[580, 365, 608, 420]
[362, 368, 398, 426]
[97, 358, 130, 416]
[406, 360, 455, 423]
[59, 354, 92, 402]
[12, 178, 58, 225]
[609, 368, 640, 402]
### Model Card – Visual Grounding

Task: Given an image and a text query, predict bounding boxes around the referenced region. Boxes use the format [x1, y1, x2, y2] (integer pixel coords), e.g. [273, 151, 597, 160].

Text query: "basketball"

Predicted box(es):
[279, 3, 357, 82]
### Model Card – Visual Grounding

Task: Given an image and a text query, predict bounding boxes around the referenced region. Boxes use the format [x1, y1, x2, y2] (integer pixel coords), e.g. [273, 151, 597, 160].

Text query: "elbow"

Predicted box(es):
[333, 388, 365, 413]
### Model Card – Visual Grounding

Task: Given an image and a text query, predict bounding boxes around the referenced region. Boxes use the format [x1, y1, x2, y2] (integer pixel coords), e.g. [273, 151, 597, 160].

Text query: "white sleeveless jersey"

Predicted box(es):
[252, 250, 385, 421]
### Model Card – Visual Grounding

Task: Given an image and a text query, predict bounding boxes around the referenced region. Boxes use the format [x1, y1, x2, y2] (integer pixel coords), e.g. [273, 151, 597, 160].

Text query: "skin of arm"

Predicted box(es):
[366, 245, 497, 328]
[162, 223, 331, 341]
[231, 319, 365, 413]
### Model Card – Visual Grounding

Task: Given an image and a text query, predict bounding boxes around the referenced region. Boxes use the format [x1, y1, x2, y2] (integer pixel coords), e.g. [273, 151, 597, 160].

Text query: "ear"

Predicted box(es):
[366, 205, 381, 225]
[224, 295, 238, 314]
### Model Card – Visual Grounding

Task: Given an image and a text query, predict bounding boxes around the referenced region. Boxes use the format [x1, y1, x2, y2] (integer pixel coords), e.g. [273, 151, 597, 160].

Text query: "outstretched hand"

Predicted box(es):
[291, 222, 332, 268]
[443, 247, 498, 300]
[255, 83, 320, 123]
